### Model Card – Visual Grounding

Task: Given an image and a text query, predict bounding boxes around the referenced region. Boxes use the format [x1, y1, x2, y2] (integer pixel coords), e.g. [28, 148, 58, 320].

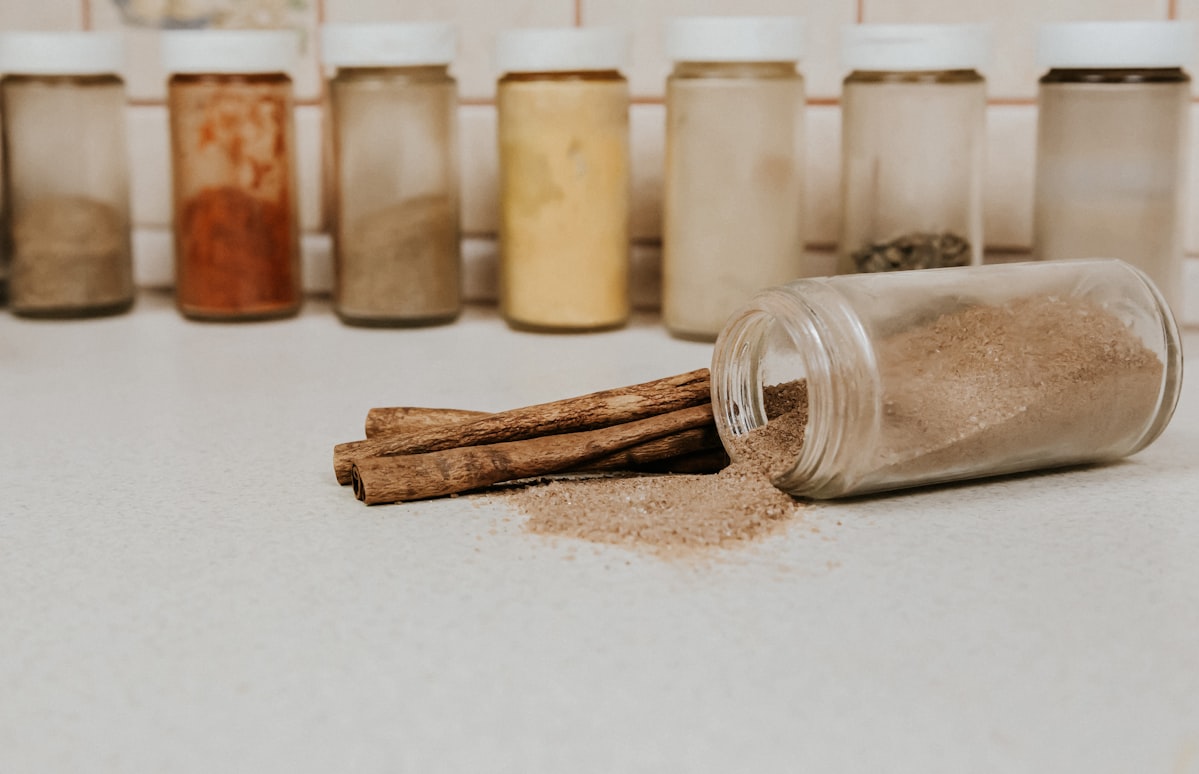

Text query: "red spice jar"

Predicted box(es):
[162, 30, 301, 321]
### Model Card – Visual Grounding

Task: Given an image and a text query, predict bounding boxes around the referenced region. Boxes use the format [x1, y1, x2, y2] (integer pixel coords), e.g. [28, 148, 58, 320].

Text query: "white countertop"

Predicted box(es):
[2, 292, 1197, 774]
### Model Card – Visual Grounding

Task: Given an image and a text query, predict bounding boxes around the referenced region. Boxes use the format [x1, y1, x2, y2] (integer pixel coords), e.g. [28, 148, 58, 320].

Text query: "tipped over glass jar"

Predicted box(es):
[711, 259, 1182, 499]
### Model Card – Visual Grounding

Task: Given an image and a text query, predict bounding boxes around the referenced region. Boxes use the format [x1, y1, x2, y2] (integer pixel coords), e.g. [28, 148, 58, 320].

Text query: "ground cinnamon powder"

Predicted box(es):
[506, 382, 807, 552]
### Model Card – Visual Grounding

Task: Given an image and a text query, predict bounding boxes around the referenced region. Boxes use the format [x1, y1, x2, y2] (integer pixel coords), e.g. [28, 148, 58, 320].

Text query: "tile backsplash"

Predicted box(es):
[2, 0, 1198, 302]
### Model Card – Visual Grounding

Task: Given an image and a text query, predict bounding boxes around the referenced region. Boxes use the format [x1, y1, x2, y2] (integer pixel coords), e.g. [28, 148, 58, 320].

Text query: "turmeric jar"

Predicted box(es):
[663, 16, 807, 341]
[162, 30, 301, 321]
[323, 22, 461, 327]
[0, 32, 134, 318]
[496, 27, 631, 332]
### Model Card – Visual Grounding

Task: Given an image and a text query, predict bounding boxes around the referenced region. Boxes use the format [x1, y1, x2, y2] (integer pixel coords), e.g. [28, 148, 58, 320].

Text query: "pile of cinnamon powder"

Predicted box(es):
[503, 382, 808, 552]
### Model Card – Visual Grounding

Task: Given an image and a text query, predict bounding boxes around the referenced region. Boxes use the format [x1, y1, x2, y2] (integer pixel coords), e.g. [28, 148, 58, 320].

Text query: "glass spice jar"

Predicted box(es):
[162, 29, 301, 321]
[0, 32, 134, 318]
[711, 259, 1182, 499]
[662, 16, 808, 342]
[323, 22, 462, 327]
[496, 27, 631, 332]
[838, 24, 990, 275]
[1033, 21, 1194, 318]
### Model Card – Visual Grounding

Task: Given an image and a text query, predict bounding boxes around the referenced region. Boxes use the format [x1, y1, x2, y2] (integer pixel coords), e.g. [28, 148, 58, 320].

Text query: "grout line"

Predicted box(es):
[81, 0, 92, 30]
[575, 0, 583, 26]
[1169, 0, 1179, 19]
[856, 0, 865, 24]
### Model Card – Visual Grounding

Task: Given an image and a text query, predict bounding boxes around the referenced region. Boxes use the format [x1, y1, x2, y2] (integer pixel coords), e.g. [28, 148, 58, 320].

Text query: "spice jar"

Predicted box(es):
[162, 30, 301, 321]
[711, 259, 1182, 499]
[839, 24, 990, 275]
[323, 22, 462, 327]
[0, 32, 134, 318]
[496, 27, 631, 332]
[662, 16, 807, 342]
[1034, 21, 1194, 317]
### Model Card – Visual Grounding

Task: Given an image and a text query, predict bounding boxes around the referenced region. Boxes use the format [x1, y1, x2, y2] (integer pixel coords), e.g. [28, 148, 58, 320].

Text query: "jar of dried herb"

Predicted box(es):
[496, 27, 631, 332]
[323, 22, 462, 327]
[711, 259, 1182, 499]
[838, 24, 990, 275]
[662, 16, 808, 342]
[162, 30, 301, 321]
[0, 32, 134, 318]
[1034, 21, 1193, 318]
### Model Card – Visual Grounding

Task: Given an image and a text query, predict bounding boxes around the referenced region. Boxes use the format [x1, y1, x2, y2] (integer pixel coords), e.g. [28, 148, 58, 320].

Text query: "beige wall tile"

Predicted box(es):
[860, 0, 1169, 100]
[89, 1, 321, 102]
[984, 104, 1035, 249]
[459, 104, 499, 235]
[581, 0, 855, 100]
[323, 0, 574, 100]
[805, 104, 841, 247]
[0, 0, 82, 30]
[296, 104, 324, 231]
[1185, 104, 1199, 256]
[127, 104, 171, 228]
[631, 102, 664, 240]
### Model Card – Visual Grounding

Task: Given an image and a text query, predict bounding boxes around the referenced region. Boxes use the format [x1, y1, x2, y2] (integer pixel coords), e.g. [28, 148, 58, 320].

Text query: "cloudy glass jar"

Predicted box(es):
[324, 22, 461, 327]
[163, 30, 301, 321]
[1033, 21, 1193, 318]
[711, 260, 1182, 499]
[0, 32, 134, 318]
[839, 24, 990, 275]
[496, 27, 631, 332]
[662, 16, 807, 341]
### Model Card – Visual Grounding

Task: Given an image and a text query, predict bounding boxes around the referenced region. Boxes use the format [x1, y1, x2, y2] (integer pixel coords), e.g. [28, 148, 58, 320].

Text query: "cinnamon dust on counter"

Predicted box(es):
[506, 382, 808, 552]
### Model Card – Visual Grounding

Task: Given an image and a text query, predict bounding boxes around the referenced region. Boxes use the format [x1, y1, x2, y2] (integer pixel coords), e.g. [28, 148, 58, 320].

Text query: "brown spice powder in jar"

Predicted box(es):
[10, 194, 132, 315]
[508, 382, 807, 553]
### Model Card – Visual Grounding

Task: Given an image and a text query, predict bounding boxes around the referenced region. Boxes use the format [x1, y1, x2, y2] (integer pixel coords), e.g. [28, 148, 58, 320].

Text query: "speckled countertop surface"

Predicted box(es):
[2, 292, 1197, 773]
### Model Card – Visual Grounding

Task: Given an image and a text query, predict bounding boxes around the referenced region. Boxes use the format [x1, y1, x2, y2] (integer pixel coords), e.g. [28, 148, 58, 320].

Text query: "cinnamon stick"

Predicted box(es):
[334, 368, 710, 484]
[365, 407, 489, 438]
[577, 425, 722, 471]
[350, 404, 714, 504]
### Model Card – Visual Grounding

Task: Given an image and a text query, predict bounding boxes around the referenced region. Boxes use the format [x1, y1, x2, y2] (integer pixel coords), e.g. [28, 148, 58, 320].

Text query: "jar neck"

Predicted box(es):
[333, 64, 451, 82]
[845, 69, 983, 85]
[670, 61, 799, 80]
[500, 69, 624, 84]
[711, 279, 879, 499]
[169, 72, 291, 86]
[1040, 67, 1190, 85]
[1, 73, 123, 88]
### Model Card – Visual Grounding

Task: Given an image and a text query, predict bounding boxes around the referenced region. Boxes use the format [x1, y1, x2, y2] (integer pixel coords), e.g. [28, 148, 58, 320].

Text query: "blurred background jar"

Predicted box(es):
[0, 32, 134, 318]
[839, 24, 990, 275]
[495, 27, 631, 332]
[323, 22, 461, 327]
[662, 16, 807, 342]
[1034, 21, 1193, 319]
[162, 29, 301, 321]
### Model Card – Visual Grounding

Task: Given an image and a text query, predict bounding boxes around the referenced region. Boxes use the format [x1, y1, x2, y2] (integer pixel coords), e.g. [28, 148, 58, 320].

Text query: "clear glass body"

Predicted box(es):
[839, 70, 985, 275]
[1034, 68, 1190, 317]
[167, 72, 300, 321]
[497, 70, 629, 332]
[712, 259, 1182, 499]
[1, 73, 133, 318]
[663, 61, 806, 341]
[329, 65, 461, 327]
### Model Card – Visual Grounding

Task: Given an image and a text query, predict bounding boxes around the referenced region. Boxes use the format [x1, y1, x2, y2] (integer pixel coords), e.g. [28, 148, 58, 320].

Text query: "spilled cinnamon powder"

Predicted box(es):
[505, 382, 807, 552]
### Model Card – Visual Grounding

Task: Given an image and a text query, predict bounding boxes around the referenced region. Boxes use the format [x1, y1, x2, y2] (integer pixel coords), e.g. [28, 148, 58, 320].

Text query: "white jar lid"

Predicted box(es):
[496, 27, 629, 74]
[0, 31, 123, 75]
[321, 22, 456, 67]
[161, 29, 299, 74]
[1038, 21, 1195, 69]
[843, 23, 992, 72]
[666, 16, 805, 62]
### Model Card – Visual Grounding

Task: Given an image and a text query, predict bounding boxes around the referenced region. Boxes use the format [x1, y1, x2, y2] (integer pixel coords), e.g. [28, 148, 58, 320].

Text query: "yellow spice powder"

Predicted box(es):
[497, 74, 630, 331]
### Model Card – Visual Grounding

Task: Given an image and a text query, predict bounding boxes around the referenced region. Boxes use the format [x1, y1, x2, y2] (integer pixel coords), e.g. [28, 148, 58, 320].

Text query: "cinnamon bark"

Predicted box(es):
[334, 368, 710, 484]
[364, 407, 489, 438]
[351, 404, 714, 504]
